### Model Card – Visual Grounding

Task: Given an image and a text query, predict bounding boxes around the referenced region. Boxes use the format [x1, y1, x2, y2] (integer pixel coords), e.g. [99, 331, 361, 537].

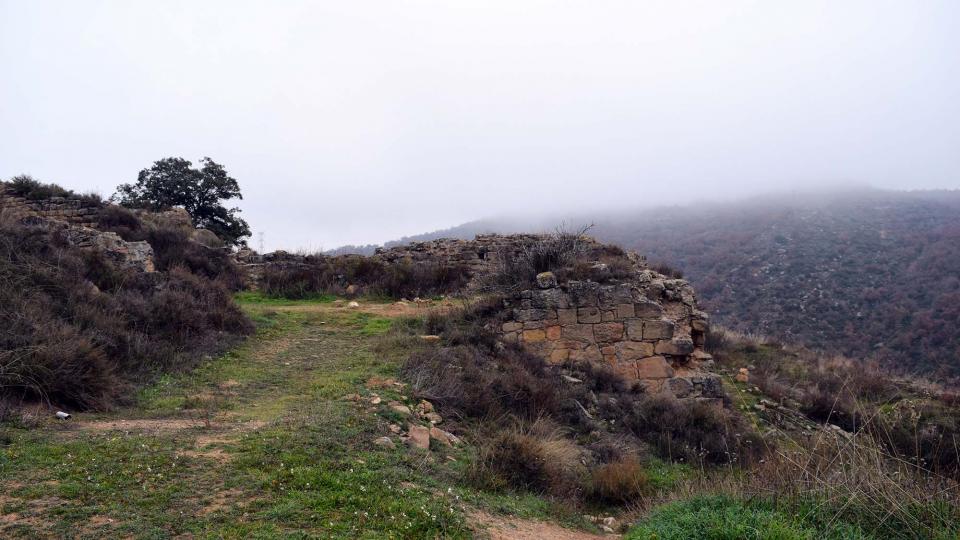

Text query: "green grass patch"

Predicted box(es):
[626, 495, 866, 540]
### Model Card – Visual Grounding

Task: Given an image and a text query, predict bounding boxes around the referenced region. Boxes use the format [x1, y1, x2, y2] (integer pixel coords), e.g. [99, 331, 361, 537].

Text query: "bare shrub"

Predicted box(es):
[616, 392, 767, 466]
[0, 220, 252, 410]
[587, 456, 649, 503]
[467, 419, 586, 497]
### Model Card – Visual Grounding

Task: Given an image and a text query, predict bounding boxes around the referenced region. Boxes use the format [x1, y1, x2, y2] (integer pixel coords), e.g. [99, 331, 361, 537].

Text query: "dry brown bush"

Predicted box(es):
[0, 220, 252, 410]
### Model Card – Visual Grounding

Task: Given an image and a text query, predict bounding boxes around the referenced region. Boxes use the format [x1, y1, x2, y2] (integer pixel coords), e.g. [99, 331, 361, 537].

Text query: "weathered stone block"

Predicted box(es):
[577, 307, 601, 323]
[616, 303, 635, 319]
[593, 322, 624, 343]
[549, 348, 570, 363]
[569, 345, 602, 363]
[523, 321, 545, 330]
[562, 324, 594, 342]
[546, 325, 562, 340]
[616, 341, 654, 361]
[667, 377, 694, 398]
[643, 320, 675, 340]
[567, 281, 599, 307]
[636, 356, 674, 379]
[625, 320, 645, 340]
[531, 288, 570, 309]
[655, 338, 694, 356]
[522, 329, 546, 342]
[514, 308, 548, 322]
[502, 322, 522, 332]
[599, 283, 635, 305]
[635, 301, 663, 319]
[557, 308, 577, 324]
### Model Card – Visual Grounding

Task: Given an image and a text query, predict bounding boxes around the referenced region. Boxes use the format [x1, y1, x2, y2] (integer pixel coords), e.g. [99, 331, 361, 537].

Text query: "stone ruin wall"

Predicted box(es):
[0, 185, 102, 228]
[0, 184, 155, 272]
[250, 234, 723, 400]
[501, 274, 722, 401]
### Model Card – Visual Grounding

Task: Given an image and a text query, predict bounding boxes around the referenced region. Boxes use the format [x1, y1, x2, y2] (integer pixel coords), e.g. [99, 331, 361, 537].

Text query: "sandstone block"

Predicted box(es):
[522, 329, 546, 342]
[546, 325, 562, 340]
[513, 308, 548, 322]
[625, 320, 645, 340]
[562, 324, 594, 341]
[601, 310, 617, 322]
[655, 338, 694, 356]
[568, 281, 599, 307]
[691, 318, 709, 332]
[523, 321, 545, 329]
[599, 283, 634, 305]
[643, 320, 675, 340]
[502, 322, 523, 332]
[616, 341, 654, 361]
[577, 307, 602, 323]
[635, 301, 663, 319]
[593, 322, 624, 343]
[616, 303, 635, 319]
[569, 346, 602, 363]
[636, 356, 674, 379]
[557, 308, 577, 324]
[549, 348, 570, 363]
[531, 289, 569, 309]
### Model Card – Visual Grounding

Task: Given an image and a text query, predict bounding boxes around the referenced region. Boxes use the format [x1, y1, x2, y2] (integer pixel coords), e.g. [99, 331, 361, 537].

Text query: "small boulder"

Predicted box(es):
[407, 424, 430, 450]
[536, 271, 557, 289]
[389, 402, 412, 416]
[345, 284, 360, 296]
[423, 412, 442, 424]
[735, 367, 750, 383]
[373, 436, 395, 449]
[347, 301, 360, 308]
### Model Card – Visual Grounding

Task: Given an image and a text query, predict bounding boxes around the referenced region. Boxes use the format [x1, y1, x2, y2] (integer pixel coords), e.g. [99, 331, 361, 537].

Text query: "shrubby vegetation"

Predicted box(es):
[0, 212, 252, 412]
[7, 174, 101, 203]
[260, 256, 470, 299]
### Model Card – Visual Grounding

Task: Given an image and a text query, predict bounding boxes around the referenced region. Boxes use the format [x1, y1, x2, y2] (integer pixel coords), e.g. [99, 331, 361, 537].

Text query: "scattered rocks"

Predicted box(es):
[429, 426, 461, 447]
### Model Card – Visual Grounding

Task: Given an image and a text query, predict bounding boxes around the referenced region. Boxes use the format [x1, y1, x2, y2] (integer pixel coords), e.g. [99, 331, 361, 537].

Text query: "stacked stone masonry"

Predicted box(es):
[250, 234, 723, 400]
[0, 185, 156, 273]
[0, 186, 102, 228]
[501, 273, 721, 400]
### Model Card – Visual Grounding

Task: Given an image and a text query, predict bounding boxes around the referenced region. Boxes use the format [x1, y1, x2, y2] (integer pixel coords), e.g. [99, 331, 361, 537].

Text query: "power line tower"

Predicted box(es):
[257, 232, 265, 254]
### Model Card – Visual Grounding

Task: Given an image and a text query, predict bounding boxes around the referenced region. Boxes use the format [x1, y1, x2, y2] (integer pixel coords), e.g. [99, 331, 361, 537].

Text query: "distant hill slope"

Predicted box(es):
[373, 189, 960, 377]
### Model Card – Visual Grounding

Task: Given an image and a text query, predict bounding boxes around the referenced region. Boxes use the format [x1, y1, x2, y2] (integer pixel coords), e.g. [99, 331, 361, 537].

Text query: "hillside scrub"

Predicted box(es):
[398, 299, 764, 504]
[0, 219, 252, 412]
[708, 326, 960, 479]
[260, 256, 469, 299]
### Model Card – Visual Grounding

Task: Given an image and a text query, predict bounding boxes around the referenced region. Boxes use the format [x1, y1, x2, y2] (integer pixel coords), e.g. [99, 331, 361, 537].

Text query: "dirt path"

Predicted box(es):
[472, 512, 616, 540]
[0, 298, 612, 539]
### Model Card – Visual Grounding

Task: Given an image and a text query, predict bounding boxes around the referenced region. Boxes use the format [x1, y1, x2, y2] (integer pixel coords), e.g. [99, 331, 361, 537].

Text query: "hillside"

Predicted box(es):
[372, 189, 960, 378]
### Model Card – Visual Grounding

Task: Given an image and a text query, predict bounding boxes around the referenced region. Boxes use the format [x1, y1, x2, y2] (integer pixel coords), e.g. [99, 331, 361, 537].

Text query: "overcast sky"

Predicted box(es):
[2, 1, 958, 250]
